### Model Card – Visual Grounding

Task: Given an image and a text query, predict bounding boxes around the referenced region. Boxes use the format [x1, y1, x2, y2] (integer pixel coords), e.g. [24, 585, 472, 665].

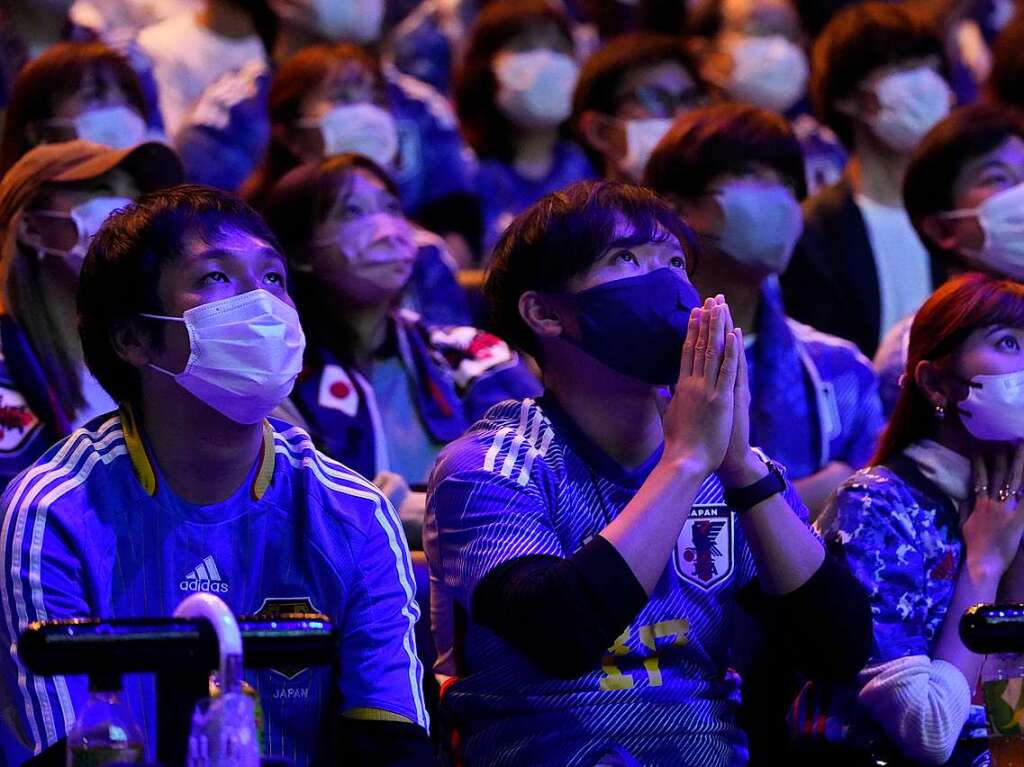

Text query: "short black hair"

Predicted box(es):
[78, 184, 281, 404]
[486, 179, 699, 359]
[904, 103, 1024, 261]
[645, 103, 807, 200]
[811, 2, 944, 148]
[571, 33, 703, 168]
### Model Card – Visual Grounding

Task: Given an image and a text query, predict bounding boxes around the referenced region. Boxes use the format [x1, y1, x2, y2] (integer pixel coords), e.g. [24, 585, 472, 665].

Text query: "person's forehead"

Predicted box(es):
[324, 169, 391, 219]
[964, 323, 1024, 346]
[345, 168, 388, 196]
[181, 225, 281, 262]
[722, 0, 796, 30]
[507, 20, 569, 50]
[861, 56, 940, 88]
[957, 136, 1024, 184]
[616, 60, 695, 99]
[603, 217, 682, 253]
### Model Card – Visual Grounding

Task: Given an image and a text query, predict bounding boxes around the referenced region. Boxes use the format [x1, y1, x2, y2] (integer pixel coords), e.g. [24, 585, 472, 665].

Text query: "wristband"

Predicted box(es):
[723, 459, 786, 513]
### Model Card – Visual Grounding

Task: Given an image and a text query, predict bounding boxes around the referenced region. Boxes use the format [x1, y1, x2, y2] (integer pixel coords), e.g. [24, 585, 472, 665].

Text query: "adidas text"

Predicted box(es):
[179, 579, 229, 593]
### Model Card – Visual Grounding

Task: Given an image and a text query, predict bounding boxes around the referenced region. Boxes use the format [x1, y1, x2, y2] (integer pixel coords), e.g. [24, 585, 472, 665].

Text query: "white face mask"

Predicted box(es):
[19, 196, 131, 270]
[864, 67, 951, 154]
[960, 369, 1024, 442]
[142, 289, 307, 424]
[300, 103, 399, 169]
[714, 181, 804, 273]
[272, 0, 384, 44]
[45, 105, 148, 150]
[941, 182, 1024, 280]
[619, 118, 673, 182]
[494, 49, 579, 129]
[725, 35, 809, 114]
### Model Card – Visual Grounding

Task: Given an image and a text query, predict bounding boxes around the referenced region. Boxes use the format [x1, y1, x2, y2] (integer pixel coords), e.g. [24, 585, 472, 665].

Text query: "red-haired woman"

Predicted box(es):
[792, 273, 1024, 765]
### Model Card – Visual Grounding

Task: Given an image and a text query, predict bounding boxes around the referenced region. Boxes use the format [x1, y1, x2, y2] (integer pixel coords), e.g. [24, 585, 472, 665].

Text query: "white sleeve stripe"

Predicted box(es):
[3, 421, 123, 745]
[0, 421, 124, 752]
[272, 446, 428, 728]
[483, 427, 512, 473]
[517, 426, 554, 486]
[497, 406, 532, 477]
[27, 444, 128, 735]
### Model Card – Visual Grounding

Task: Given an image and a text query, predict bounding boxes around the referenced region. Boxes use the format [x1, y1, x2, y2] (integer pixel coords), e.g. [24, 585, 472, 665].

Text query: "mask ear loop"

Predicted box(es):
[17, 212, 80, 261]
[138, 312, 190, 377]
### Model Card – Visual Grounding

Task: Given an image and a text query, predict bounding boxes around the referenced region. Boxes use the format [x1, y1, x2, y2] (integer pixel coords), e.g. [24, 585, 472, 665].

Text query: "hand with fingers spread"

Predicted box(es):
[661, 296, 741, 477]
[963, 443, 1024, 580]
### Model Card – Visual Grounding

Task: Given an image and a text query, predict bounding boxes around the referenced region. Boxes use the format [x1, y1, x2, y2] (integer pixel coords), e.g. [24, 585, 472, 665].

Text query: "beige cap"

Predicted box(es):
[0, 140, 184, 231]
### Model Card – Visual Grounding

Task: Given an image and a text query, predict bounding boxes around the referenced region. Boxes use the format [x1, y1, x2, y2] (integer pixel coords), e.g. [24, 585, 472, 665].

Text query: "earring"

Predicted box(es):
[934, 404, 946, 420]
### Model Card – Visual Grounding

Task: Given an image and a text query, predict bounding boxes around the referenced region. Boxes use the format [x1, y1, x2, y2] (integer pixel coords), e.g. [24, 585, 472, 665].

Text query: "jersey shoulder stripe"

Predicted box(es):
[1, 416, 127, 751]
[270, 429, 428, 729]
[479, 399, 555, 486]
[272, 425, 383, 495]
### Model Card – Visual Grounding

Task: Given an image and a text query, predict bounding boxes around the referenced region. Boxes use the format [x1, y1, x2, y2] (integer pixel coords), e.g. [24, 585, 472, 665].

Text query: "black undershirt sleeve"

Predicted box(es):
[737, 547, 874, 681]
[471, 535, 649, 679]
[335, 717, 435, 766]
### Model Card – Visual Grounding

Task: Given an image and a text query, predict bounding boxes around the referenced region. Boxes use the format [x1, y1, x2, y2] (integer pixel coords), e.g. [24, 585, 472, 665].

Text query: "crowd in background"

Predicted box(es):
[0, 0, 1023, 765]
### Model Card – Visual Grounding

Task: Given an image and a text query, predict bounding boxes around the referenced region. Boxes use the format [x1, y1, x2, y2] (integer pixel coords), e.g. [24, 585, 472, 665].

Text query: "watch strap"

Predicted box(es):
[723, 461, 786, 513]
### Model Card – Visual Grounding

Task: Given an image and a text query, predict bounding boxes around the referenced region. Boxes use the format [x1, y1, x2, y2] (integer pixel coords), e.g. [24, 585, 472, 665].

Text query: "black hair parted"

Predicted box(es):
[485, 179, 699, 359]
[77, 184, 281, 405]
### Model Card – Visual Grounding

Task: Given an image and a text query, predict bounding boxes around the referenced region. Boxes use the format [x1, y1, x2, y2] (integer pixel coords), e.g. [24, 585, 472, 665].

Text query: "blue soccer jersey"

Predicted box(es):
[0, 408, 427, 766]
[424, 396, 809, 767]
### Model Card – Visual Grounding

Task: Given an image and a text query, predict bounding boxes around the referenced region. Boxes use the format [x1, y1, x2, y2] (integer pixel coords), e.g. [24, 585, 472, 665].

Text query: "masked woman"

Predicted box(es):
[793, 273, 1024, 765]
[0, 139, 181, 490]
[264, 153, 539, 546]
[456, 0, 595, 258]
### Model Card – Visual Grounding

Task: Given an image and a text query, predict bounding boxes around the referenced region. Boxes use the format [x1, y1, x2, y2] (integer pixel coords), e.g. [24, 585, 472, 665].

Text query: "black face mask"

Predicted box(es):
[562, 268, 701, 385]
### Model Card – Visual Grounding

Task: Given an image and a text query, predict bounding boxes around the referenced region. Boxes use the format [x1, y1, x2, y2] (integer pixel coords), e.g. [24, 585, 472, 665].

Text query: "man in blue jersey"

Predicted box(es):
[0, 186, 431, 766]
[423, 180, 873, 766]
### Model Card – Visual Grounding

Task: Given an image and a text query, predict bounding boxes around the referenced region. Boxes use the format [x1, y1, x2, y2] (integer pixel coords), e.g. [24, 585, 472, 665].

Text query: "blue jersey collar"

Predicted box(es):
[120, 403, 276, 500]
[536, 392, 662, 489]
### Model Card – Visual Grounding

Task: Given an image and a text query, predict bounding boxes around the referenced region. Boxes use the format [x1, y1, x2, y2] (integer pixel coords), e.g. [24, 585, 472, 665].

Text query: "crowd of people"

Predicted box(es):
[0, 0, 1023, 765]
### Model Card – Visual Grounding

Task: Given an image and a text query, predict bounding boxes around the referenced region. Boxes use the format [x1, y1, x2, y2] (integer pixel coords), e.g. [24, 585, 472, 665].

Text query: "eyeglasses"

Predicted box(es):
[614, 85, 704, 118]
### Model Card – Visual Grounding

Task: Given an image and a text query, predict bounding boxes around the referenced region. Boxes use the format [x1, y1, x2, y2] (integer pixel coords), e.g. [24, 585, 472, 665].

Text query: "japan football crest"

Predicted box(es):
[673, 504, 734, 590]
[255, 596, 323, 679]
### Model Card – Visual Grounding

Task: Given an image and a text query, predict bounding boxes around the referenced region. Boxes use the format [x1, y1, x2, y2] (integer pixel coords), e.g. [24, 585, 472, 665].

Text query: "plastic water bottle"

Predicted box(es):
[66, 673, 145, 767]
[982, 653, 1024, 767]
[186, 655, 259, 767]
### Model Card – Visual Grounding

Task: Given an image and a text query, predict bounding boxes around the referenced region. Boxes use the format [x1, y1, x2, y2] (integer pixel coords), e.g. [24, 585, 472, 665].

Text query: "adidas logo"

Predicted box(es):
[179, 555, 230, 594]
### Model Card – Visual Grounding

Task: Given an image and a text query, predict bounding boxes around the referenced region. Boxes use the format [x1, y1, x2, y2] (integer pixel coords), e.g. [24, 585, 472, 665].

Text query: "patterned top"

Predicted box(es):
[791, 454, 987, 762]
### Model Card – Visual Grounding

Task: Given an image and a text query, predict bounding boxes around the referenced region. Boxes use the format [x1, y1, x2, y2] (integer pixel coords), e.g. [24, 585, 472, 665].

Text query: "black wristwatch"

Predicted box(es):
[723, 459, 786, 513]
